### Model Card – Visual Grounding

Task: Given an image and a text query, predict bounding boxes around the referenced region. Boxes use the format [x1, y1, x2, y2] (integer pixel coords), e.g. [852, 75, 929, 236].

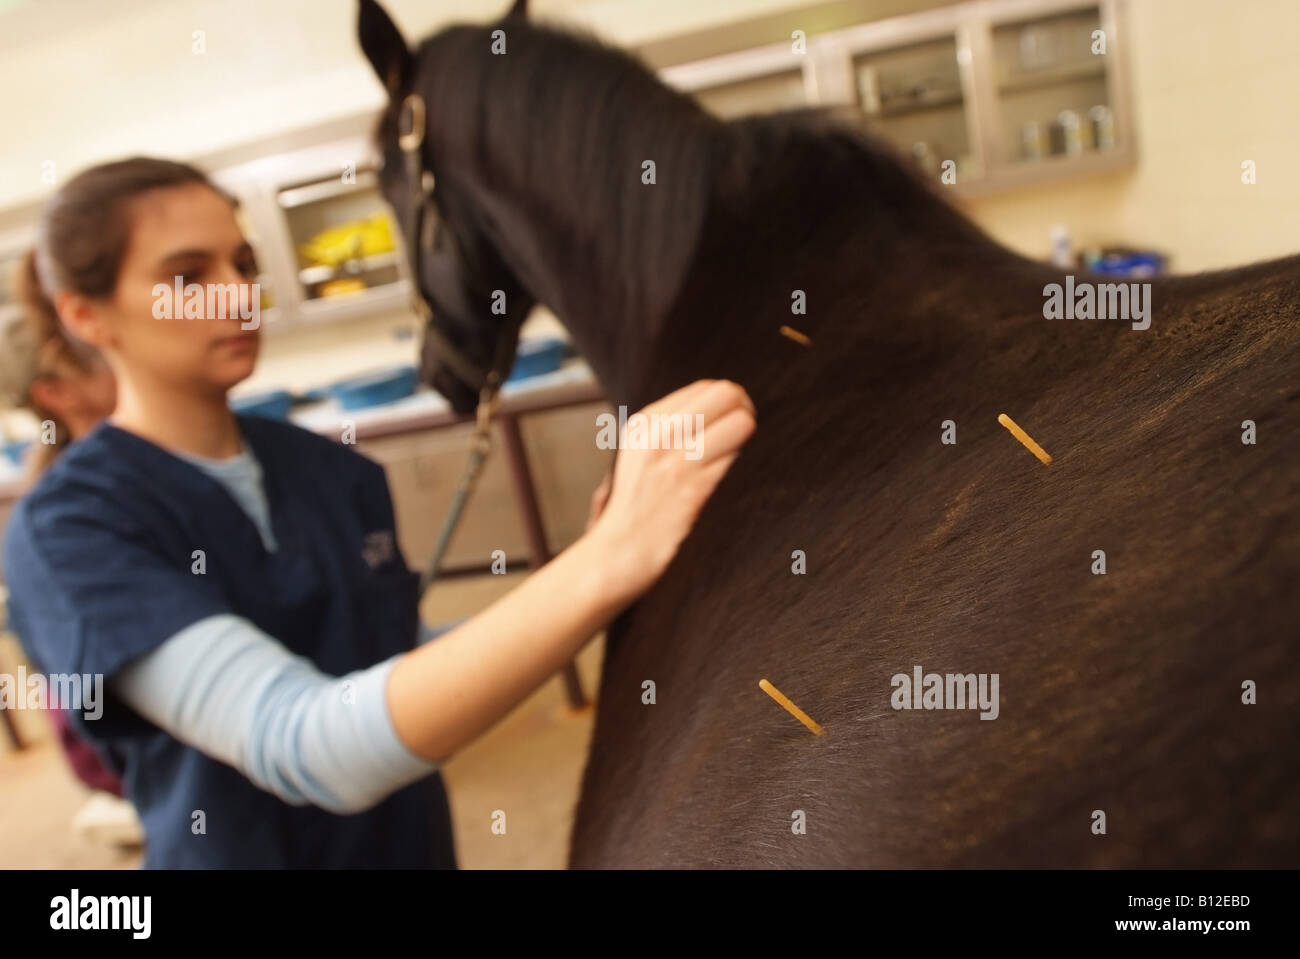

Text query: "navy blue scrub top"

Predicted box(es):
[3, 415, 456, 868]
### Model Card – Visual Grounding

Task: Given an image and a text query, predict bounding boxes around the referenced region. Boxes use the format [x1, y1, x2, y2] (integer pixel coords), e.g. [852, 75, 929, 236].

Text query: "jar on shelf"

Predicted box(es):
[1089, 105, 1115, 150]
[1051, 110, 1085, 156]
[1021, 120, 1049, 160]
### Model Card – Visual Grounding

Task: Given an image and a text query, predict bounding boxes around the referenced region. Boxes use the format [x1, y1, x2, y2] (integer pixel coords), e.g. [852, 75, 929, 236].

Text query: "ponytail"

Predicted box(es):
[7, 249, 83, 478]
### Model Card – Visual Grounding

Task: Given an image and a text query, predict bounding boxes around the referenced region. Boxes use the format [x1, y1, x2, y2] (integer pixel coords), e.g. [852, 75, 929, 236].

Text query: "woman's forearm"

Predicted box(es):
[385, 526, 633, 763]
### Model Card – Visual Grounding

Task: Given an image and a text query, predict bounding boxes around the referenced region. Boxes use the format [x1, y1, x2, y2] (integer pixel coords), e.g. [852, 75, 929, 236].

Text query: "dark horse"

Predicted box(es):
[359, 0, 1299, 866]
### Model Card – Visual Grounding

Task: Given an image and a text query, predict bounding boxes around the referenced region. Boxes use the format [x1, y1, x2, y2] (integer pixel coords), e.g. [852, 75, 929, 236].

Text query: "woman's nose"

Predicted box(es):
[212, 263, 258, 316]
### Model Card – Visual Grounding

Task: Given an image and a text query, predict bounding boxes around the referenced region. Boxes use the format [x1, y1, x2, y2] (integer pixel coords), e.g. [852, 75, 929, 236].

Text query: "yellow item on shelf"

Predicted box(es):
[319, 278, 368, 298]
[298, 214, 395, 268]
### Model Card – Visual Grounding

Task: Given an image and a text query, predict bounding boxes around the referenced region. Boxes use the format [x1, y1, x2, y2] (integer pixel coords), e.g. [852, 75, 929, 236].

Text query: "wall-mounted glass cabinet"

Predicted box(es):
[851, 35, 977, 180]
[991, 5, 1118, 166]
[212, 136, 413, 333]
[275, 169, 402, 305]
[661, 43, 815, 121]
[661, 0, 1133, 197]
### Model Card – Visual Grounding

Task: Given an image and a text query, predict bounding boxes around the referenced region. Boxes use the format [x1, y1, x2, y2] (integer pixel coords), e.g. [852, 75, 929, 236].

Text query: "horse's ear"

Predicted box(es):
[506, 0, 527, 18]
[358, 0, 412, 98]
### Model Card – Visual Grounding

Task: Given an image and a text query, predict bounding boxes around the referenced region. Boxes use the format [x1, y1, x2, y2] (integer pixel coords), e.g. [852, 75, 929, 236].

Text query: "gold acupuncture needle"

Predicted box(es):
[997, 413, 1053, 466]
[780, 325, 812, 346]
[759, 679, 826, 736]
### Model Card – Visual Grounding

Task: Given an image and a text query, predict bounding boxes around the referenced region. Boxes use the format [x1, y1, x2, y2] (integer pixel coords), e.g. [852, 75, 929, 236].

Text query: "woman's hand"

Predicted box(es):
[586, 379, 756, 600]
[388, 380, 754, 762]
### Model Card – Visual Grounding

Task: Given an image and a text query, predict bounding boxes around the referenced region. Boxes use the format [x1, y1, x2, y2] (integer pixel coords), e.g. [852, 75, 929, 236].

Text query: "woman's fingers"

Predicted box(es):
[698, 404, 757, 464]
[655, 378, 755, 422]
[692, 449, 741, 498]
[641, 378, 717, 417]
[617, 379, 755, 463]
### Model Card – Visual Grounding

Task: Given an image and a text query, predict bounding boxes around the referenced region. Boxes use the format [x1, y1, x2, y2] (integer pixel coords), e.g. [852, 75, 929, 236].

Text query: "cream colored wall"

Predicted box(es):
[960, 0, 1300, 271]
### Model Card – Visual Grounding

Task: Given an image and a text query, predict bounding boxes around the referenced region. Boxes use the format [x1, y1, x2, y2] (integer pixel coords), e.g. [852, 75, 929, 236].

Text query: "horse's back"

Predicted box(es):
[570, 207, 1299, 868]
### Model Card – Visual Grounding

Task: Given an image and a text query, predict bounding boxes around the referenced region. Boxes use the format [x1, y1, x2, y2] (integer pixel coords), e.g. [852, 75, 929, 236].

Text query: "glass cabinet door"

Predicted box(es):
[992, 5, 1114, 166]
[851, 36, 976, 180]
[692, 67, 808, 119]
[275, 169, 402, 305]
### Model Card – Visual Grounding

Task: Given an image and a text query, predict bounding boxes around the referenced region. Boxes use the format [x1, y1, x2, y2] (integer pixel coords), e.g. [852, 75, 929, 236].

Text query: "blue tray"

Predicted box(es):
[508, 337, 570, 384]
[327, 364, 419, 411]
[230, 389, 294, 420]
[2, 440, 31, 467]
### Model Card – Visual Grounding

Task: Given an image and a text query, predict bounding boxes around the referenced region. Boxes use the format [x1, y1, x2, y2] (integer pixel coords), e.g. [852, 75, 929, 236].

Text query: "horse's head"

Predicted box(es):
[358, 0, 534, 414]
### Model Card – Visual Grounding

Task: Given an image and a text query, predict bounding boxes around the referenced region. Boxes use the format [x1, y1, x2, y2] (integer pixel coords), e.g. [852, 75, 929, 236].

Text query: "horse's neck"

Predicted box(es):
[469, 111, 721, 405]
[493, 112, 1016, 409]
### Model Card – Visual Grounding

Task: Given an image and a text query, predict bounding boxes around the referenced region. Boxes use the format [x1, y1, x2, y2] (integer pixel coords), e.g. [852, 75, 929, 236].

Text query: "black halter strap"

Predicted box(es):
[396, 93, 523, 395]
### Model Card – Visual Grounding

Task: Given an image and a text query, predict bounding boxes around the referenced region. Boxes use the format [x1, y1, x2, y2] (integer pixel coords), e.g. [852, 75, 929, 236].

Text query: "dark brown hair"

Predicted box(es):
[14, 157, 217, 475]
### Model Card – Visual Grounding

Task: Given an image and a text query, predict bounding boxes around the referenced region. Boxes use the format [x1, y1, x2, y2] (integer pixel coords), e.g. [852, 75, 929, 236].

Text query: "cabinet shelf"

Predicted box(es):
[278, 170, 380, 210]
[298, 250, 400, 287]
[874, 88, 965, 117]
[998, 60, 1106, 94]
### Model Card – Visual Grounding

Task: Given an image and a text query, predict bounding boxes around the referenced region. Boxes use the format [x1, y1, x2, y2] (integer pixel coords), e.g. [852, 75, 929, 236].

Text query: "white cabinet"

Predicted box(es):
[660, 0, 1135, 197]
[211, 133, 413, 335]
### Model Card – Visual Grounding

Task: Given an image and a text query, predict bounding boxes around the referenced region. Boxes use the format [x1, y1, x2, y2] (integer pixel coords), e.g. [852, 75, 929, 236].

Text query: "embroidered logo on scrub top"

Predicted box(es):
[361, 530, 396, 568]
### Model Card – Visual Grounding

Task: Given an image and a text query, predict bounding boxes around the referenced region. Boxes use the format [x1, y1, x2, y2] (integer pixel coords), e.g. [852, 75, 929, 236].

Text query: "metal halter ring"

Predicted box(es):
[398, 94, 426, 153]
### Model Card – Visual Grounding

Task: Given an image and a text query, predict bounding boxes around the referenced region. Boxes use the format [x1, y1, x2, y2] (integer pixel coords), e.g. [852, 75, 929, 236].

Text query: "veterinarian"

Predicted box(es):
[3, 157, 756, 868]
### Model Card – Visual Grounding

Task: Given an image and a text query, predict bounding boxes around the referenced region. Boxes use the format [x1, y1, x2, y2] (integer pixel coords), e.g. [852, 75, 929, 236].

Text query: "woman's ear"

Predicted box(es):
[55, 291, 111, 351]
[357, 0, 412, 98]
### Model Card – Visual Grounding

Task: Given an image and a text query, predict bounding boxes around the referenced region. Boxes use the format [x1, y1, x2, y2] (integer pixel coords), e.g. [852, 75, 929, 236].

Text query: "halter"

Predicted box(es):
[396, 92, 524, 592]
[396, 93, 524, 393]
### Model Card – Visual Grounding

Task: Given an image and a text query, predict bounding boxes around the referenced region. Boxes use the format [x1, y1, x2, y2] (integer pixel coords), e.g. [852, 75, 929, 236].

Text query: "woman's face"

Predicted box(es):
[88, 183, 262, 395]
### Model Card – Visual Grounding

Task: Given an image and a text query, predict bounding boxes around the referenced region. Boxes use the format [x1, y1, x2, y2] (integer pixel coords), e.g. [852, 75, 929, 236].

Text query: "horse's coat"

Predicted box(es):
[359, 1, 1300, 867]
